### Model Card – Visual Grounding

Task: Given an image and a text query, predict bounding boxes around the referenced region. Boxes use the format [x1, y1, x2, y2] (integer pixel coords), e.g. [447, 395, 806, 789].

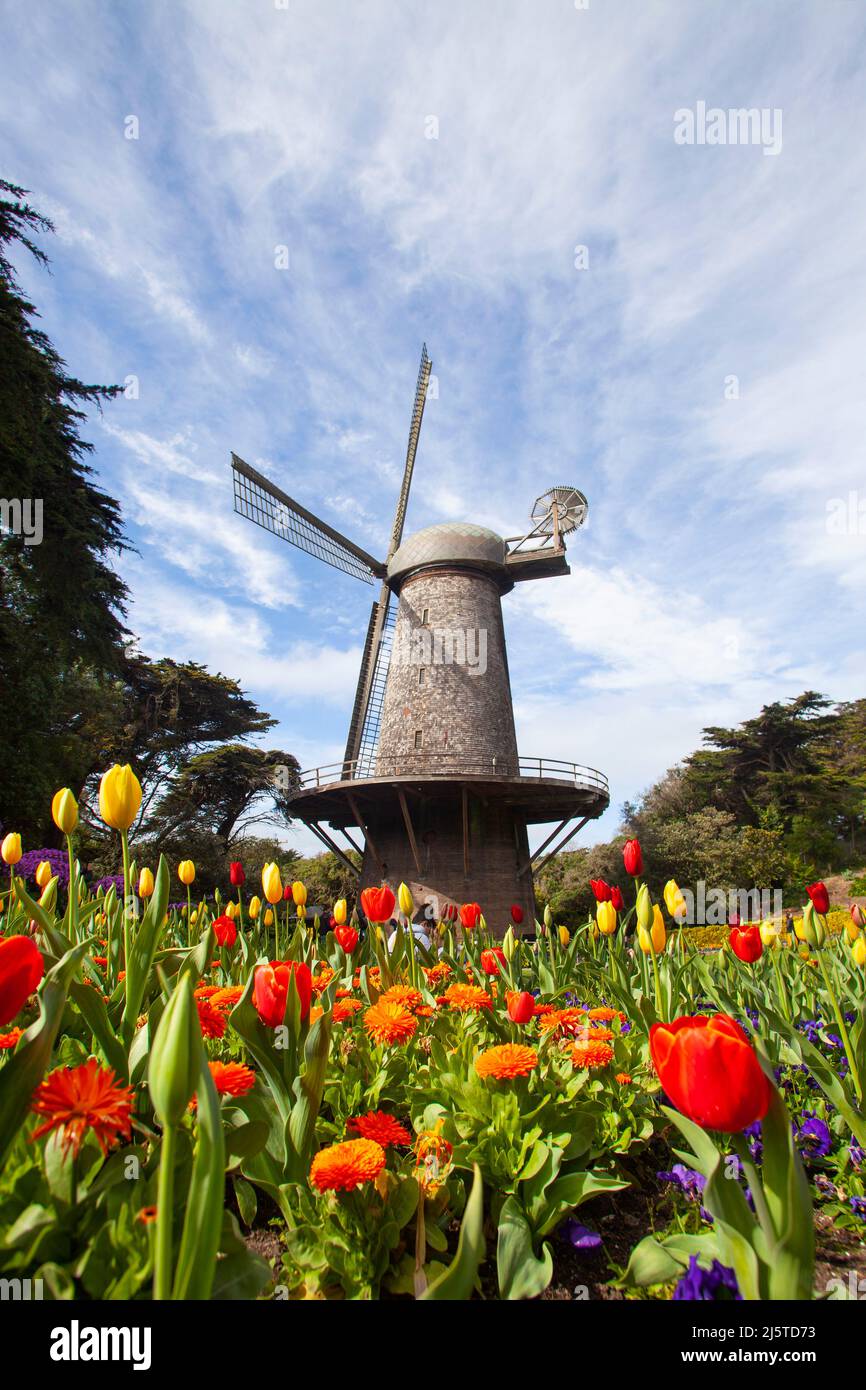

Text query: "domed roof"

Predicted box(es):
[388, 522, 507, 585]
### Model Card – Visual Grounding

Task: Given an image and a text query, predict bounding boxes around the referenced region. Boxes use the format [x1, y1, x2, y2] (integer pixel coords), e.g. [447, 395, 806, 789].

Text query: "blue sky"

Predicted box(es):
[4, 0, 866, 854]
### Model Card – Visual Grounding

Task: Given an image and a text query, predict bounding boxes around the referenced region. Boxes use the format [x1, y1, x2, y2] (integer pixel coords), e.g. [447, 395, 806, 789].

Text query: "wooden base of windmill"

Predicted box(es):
[287, 769, 609, 936]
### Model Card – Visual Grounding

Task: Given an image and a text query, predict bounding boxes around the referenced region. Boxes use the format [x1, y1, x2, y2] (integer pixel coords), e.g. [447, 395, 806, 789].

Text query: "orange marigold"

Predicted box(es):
[538, 1007, 589, 1038]
[588, 1006, 621, 1023]
[379, 984, 423, 1012]
[196, 998, 227, 1039]
[442, 982, 493, 1012]
[190, 1061, 256, 1111]
[415, 1124, 453, 1194]
[571, 1039, 615, 1070]
[580, 1025, 614, 1042]
[616, 1072, 633, 1085]
[30, 1059, 133, 1159]
[347, 1110, 412, 1147]
[211, 986, 243, 1013]
[0, 1027, 23, 1050]
[309, 1137, 386, 1193]
[364, 999, 417, 1046]
[476, 1043, 539, 1080]
[333, 998, 363, 1023]
[424, 962, 452, 986]
[312, 965, 336, 995]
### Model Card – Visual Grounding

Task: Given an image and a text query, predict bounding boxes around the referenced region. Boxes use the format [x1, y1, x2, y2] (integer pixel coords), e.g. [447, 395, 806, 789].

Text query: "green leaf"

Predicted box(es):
[421, 1164, 485, 1301]
[121, 854, 169, 1047]
[496, 1195, 553, 1300]
[171, 1041, 227, 1300]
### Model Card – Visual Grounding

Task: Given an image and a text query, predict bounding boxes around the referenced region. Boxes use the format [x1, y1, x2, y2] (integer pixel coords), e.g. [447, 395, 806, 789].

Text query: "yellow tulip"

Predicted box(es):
[190, 910, 198, 926]
[558, 925, 570, 948]
[263, 863, 283, 905]
[1, 833, 22, 866]
[35, 860, 52, 889]
[138, 867, 155, 898]
[845, 917, 861, 944]
[635, 884, 652, 932]
[759, 919, 778, 947]
[98, 763, 142, 832]
[264, 908, 274, 927]
[334, 898, 347, 926]
[596, 900, 617, 935]
[398, 882, 414, 917]
[291, 879, 306, 907]
[851, 934, 866, 968]
[178, 860, 196, 886]
[297, 903, 307, 920]
[249, 895, 261, 920]
[52, 788, 79, 835]
[663, 879, 686, 922]
[225, 900, 237, 919]
[638, 907, 666, 954]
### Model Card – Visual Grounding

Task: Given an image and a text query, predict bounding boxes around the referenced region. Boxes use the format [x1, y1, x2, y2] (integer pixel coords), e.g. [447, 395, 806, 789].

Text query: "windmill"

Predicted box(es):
[231, 346, 608, 932]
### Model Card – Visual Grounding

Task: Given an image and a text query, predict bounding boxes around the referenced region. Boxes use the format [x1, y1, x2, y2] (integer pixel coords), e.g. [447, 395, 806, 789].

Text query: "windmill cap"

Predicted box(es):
[388, 522, 507, 587]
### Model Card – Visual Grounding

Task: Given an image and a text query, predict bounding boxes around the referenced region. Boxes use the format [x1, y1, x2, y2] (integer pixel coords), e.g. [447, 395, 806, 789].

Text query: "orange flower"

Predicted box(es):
[196, 998, 228, 1039]
[538, 1007, 589, 1039]
[347, 1110, 412, 1147]
[582, 1025, 614, 1042]
[190, 1061, 256, 1110]
[442, 982, 493, 1013]
[364, 1000, 417, 1046]
[533, 1002, 555, 1016]
[0, 1027, 23, 1050]
[476, 1043, 539, 1080]
[136, 1205, 158, 1224]
[379, 984, 423, 1012]
[424, 962, 452, 986]
[312, 965, 336, 995]
[309, 1137, 386, 1193]
[571, 1039, 615, 1070]
[30, 1059, 133, 1158]
[415, 1124, 453, 1194]
[333, 998, 363, 1023]
[210, 986, 243, 1013]
[616, 1072, 633, 1085]
[588, 1007, 621, 1023]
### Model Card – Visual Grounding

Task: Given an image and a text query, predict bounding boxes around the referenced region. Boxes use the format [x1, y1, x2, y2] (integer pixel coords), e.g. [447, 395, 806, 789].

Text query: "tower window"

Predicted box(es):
[418, 667, 425, 685]
[421, 607, 429, 625]
[414, 729, 423, 749]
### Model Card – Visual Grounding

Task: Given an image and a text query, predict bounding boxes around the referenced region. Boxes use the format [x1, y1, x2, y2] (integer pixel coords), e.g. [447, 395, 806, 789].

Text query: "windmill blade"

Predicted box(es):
[387, 343, 432, 558]
[231, 453, 386, 584]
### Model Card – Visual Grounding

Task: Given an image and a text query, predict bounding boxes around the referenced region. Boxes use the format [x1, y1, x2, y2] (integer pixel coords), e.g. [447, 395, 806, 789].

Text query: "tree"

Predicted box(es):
[146, 743, 300, 853]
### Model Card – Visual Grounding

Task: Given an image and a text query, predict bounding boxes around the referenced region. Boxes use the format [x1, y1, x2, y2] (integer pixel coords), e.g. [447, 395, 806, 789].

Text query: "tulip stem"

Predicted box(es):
[731, 1133, 775, 1248]
[817, 952, 862, 1103]
[770, 947, 790, 1023]
[66, 834, 78, 942]
[154, 1122, 177, 1300]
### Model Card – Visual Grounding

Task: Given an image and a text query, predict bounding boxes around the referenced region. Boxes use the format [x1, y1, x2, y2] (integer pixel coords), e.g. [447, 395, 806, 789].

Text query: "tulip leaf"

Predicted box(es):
[121, 853, 169, 1047]
[13, 879, 72, 959]
[68, 979, 128, 1078]
[496, 1194, 553, 1300]
[421, 1165, 485, 1301]
[172, 1040, 226, 1300]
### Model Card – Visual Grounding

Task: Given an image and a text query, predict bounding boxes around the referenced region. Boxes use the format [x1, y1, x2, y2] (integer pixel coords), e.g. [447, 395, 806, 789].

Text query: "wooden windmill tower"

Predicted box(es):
[231, 346, 608, 931]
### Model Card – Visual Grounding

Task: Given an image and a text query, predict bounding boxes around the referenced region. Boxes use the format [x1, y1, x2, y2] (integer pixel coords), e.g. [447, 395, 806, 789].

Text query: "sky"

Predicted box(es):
[3, 0, 866, 856]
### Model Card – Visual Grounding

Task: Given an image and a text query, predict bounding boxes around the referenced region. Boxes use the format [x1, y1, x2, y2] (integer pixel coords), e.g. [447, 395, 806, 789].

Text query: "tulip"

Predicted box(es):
[502, 925, 517, 961]
[225, 900, 237, 919]
[261, 862, 282, 905]
[35, 860, 52, 890]
[264, 909, 274, 927]
[459, 902, 482, 931]
[361, 885, 396, 923]
[51, 788, 79, 835]
[398, 882, 414, 917]
[543, 904, 553, 930]
[213, 914, 237, 948]
[635, 884, 653, 932]
[853, 936, 866, 968]
[730, 924, 763, 964]
[98, 764, 142, 832]
[597, 900, 617, 936]
[609, 885, 625, 912]
[759, 919, 779, 947]
[1, 833, 22, 866]
[178, 860, 195, 886]
[664, 879, 687, 922]
[149, 974, 201, 1128]
[623, 838, 643, 877]
[558, 925, 570, 948]
[229, 861, 246, 887]
[248, 895, 261, 921]
[846, 916, 861, 944]
[806, 881, 830, 916]
[649, 1013, 771, 1133]
[335, 925, 359, 954]
[138, 867, 155, 898]
[506, 990, 535, 1025]
[282, 882, 293, 901]
[291, 880, 307, 907]
[638, 906, 666, 954]
[0, 935, 44, 1025]
[851, 904, 866, 929]
[481, 947, 506, 975]
[333, 898, 347, 925]
[800, 901, 826, 949]
[590, 878, 611, 903]
[510, 903, 524, 924]
[253, 959, 313, 1026]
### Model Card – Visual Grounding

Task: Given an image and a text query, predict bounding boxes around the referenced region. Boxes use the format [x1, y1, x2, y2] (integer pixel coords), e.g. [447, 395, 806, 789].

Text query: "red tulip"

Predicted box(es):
[0, 935, 44, 1026]
[335, 925, 359, 954]
[590, 878, 611, 903]
[506, 990, 535, 1024]
[806, 882, 830, 916]
[649, 1014, 771, 1133]
[610, 885, 625, 912]
[213, 914, 237, 948]
[623, 839, 643, 876]
[253, 959, 312, 1027]
[229, 862, 245, 887]
[510, 903, 524, 924]
[480, 947, 506, 976]
[360, 885, 396, 923]
[460, 902, 482, 930]
[730, 924, 762, 964]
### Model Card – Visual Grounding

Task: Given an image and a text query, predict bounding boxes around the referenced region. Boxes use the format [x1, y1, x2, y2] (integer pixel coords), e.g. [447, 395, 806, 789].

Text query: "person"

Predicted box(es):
[387, 916, 432, 954]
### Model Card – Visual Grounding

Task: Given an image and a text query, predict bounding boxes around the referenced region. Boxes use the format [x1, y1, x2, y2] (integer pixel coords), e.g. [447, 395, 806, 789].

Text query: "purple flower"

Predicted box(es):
[658, 1163, 706, 1201]
[849, 1141, 864, 1168]
[11, 847, 70, 888]
[673, 1256, 741, 1301]
[559, 1219, 602, 1250]
[849, 1197, 866, 1221]
[796, 1114, 832, 1160]
[92, 873, 125, 894]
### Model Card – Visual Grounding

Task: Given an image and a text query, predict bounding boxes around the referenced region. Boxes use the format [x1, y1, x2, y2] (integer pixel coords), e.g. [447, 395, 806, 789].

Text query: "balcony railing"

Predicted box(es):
[291, 753, 609, 797]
